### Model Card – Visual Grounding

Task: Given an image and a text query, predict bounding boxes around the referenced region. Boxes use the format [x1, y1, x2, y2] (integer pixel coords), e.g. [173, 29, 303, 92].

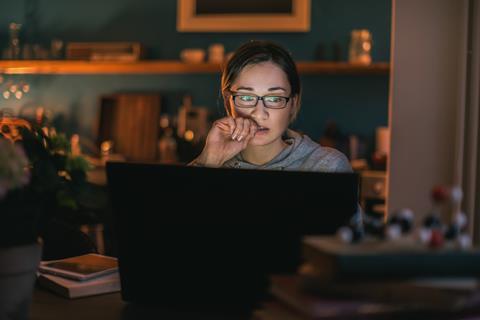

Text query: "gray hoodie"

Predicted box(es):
[222, 129, 352, 172]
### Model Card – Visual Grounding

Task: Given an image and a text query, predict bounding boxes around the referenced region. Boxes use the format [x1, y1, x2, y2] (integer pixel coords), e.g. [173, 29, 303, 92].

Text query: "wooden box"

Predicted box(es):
[66, 42, 144, 61]
[98, 93, 161, 162]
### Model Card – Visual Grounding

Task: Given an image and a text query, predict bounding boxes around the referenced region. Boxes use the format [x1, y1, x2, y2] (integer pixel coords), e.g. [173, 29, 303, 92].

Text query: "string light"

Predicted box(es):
[184, 130, 194, 141]
[0, 75, 30, 100]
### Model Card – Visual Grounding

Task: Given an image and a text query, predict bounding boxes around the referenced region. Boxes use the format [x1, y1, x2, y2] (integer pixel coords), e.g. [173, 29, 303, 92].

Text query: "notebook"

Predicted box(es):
[38, 254, 118, 281]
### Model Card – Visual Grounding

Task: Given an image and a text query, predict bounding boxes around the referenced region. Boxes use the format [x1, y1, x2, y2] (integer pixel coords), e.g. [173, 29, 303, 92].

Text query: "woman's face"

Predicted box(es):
[227, 61, 296, 147]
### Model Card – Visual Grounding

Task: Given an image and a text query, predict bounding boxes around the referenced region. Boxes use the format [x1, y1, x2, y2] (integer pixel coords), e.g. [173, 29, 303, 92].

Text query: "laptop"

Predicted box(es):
[106, 162, 359, 311]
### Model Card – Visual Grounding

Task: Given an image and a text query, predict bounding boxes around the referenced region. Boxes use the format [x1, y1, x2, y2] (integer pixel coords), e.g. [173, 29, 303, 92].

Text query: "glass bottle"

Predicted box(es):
[158, 114, 178, 164]
[8, 23, 22, 60]
[349, 29, 373, 65]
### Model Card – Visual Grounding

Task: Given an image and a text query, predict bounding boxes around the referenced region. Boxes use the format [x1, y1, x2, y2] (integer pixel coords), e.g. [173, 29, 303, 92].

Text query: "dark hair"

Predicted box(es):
[221, 40, 302, 121]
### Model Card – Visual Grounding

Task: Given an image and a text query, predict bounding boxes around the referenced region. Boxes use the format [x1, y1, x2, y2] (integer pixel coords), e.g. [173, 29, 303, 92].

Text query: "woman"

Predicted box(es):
[190, 40, 352, 173]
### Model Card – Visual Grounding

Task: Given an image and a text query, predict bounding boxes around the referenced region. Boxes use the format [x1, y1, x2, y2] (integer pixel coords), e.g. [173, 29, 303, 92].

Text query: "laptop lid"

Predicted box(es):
[106, 162, 359, 308]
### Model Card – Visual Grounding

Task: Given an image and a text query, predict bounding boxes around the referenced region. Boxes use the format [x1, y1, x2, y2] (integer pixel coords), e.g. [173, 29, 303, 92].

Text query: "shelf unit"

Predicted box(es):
[0, 60, 389, 75]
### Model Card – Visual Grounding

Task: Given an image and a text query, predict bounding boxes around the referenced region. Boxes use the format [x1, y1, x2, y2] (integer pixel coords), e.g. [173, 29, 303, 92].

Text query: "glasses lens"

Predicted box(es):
[235, 95, 257, 107]
[264, 96, 287, 109]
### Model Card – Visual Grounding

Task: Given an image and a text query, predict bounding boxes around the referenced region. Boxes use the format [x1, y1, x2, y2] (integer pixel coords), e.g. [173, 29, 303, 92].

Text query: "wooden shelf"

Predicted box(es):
[298, 62, 389, 75]
[0, 60, 389, 75]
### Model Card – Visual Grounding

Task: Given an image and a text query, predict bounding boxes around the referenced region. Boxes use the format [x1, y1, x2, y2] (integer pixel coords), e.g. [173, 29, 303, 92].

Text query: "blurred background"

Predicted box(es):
[0, 0, 390, 167]
[0, 0, 393, 249]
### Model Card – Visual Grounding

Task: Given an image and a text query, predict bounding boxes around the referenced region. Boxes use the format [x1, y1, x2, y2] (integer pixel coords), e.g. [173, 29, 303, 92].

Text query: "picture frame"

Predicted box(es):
[177, 0, 311, 32]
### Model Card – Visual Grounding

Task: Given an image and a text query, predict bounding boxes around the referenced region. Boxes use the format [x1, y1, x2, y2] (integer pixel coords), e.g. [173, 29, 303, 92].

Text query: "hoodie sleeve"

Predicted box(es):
[307, 146, 352, 173]
[332, 151, 353, 173]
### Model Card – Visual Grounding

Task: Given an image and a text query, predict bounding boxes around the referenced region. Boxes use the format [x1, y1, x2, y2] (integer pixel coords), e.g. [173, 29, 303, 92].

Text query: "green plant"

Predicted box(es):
[0, 120, 103, 247]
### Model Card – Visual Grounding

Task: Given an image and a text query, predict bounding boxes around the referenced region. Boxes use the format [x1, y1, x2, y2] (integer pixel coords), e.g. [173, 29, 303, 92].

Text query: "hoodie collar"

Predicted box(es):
[227, 129, 317, 170]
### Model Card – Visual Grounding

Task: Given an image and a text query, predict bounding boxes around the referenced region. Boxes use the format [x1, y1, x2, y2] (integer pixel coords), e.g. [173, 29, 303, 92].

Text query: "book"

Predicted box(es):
[302, 236, 480, 280]
[37, 271, 121, 298]
[301, 274, 480, 312]
[268, 275, 400, 319]
[254, 301, 402, 320]
[38, 254, 118, 281]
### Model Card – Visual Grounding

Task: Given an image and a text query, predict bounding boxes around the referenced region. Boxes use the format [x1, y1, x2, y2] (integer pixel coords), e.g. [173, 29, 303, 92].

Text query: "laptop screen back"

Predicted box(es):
[107, 162, 359, 309]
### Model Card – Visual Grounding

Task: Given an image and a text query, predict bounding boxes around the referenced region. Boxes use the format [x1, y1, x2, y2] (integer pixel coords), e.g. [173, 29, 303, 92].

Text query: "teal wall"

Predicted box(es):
[0, 0, 391, 153]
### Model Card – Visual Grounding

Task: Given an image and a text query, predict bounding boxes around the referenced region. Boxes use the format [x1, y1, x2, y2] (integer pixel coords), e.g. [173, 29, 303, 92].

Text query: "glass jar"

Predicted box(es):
[349, 29, 373, 65]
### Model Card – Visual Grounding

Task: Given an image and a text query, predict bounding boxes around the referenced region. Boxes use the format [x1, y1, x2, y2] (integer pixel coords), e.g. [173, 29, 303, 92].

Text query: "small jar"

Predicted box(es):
[208, 43, 224, 64]
[349, 29, 373, 65]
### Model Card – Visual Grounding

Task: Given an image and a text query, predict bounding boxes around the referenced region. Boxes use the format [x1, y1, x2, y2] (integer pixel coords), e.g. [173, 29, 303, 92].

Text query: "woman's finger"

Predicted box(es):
[214, 117, 236, 136]
[249, 119, 258, 137]
[237, 119, 252, 142]
[214, 120, 229, 132]
[249, 119, 258, 134]
[226, 117, 236, 136]
[232, 117, 244, 141]
[242, 123, 257, 147]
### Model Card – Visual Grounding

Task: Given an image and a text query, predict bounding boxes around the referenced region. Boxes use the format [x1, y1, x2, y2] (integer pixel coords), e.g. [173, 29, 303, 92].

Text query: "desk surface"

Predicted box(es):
[30, 287, 250, 320]
[31, 285, 480, 320]
[31, 288, 123, 320]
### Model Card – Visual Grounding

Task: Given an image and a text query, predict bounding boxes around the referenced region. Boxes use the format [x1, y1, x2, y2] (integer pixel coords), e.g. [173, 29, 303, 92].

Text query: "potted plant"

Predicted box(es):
[0, 117, 100, 319]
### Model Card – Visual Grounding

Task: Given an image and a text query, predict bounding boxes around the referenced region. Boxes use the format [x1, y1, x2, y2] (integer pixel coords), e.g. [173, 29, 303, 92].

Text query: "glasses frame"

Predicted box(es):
[230, 93, 291, 109]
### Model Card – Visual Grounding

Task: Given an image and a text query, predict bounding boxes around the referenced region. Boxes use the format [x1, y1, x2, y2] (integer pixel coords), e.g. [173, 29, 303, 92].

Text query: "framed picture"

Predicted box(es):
[177, 0, 311, 32]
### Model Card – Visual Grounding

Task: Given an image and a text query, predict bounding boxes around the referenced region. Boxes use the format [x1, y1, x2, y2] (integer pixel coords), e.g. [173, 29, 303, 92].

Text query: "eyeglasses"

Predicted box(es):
[231, 94, 291, 109]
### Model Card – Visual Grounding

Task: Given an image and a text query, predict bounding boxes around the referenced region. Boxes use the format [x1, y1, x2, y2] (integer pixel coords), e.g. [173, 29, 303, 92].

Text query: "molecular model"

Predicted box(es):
[337, 185, 472, 250]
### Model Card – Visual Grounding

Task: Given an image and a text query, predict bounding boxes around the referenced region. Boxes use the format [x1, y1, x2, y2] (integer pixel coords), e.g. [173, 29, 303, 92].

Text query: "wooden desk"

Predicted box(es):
[30, 286, 480, 320]
[30, 287, 250, 320]
[30, 288, 124, 320]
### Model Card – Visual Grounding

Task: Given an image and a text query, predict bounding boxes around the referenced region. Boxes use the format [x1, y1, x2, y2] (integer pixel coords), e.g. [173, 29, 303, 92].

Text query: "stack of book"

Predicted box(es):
[254, 236, 480, 319]
[37, 253, 121, 299]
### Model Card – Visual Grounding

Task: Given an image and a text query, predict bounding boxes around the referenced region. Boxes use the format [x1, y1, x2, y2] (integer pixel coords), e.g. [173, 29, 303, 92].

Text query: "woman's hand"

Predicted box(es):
[195, 117, 258, 167]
